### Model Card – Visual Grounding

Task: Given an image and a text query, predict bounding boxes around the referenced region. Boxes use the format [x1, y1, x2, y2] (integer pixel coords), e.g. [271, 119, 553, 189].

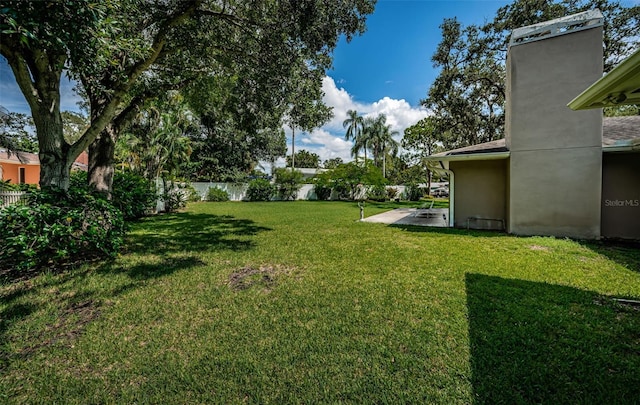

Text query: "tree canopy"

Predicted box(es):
[423, 0, 640, 149]
[0, 0, 376, 191]
[286, 150, 321, 169]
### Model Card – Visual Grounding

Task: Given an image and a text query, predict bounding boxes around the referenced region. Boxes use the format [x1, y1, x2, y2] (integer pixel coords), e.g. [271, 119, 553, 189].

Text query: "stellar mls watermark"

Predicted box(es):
[604, 199, 640, 207]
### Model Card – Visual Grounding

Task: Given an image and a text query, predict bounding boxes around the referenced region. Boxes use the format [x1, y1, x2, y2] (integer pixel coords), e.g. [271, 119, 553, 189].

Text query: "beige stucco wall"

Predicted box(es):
[450, 159, 507, 230]
[601, 152, 640, 240]
[506, 26, 603, 239]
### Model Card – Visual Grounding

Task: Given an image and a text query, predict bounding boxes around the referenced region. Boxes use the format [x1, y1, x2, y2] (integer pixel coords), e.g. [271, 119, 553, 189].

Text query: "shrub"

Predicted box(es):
[161, 181, 190, 213]
[404, 183, 424, 201]
[0, 187, 125, 272]
[112, 171, 157, 219]
[185, 184, 202, 202]
[246, 178, 274, 201]
[274, 168, 304, 201]
[207, 186, 229, 202]
[387, 187, 398, 200]
[323, 162, 386, 201]
[0, 179, 17, 191]
[70, 170, 157, 220]
[312, 171, 333, 200]
[367, 184, 387, 202]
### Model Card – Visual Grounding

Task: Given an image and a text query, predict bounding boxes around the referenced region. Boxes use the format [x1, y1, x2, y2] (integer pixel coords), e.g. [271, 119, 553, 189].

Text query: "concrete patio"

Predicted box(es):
[362, 208, 449, 227]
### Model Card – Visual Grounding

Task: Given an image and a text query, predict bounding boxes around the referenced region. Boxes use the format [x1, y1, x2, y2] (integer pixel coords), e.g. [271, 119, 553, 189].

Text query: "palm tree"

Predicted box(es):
[343, 109, 364, 142]
[367, 114, 399, 178]
[343, 109, 365, 163]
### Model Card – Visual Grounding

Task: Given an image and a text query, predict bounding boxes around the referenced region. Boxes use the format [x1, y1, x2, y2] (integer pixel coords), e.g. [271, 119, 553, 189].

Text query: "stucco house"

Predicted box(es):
[0, 150, 89, 186]
[426, 10, 639, 240]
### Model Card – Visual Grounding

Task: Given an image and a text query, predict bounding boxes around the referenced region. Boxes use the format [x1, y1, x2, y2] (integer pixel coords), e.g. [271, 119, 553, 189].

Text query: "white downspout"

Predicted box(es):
[439, 162, 454, 228]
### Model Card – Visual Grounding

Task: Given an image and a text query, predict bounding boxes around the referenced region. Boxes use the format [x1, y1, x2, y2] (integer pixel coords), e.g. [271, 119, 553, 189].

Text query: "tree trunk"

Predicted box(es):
[291, 126, 295, 170]
[88, 124, 117, 197]
[383, 154, 386, 178]
[32, 104, 75, 190]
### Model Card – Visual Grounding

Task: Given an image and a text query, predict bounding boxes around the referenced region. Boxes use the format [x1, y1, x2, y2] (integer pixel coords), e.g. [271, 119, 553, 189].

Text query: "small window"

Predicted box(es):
[19, 167, 26, 184]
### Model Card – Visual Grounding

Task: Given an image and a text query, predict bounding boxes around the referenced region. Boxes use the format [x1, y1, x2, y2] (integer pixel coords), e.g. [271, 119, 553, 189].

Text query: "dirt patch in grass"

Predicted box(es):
[529, 245, 551, 252]
[228, 265, 298, 292]
[19, 299, 103, 356]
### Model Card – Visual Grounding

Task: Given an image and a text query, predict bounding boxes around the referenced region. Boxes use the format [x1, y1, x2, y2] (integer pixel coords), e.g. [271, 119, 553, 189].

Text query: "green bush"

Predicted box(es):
[0, 179, 17, 191]
[274, 168, 304, 201]
[70, 170, 157, 220]
[185, 184, 202, 202]
[206, 186, 229, 202]
[387, 187, 399, 200]
[367, 184, 387, 202]
[312, 171, 334, 200]
[161, 181, 190, 213]
[0, 187, 125, 272]
[112, 171, 157, 219]
[319, 162, 386, 201]
[0, 180, 37, 192]
[246, 178, 274, 201]
[404, 183, 424, 201]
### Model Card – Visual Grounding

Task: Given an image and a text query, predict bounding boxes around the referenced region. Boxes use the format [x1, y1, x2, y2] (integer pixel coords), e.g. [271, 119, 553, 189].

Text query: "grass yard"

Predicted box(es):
[1, 201, 639, 403]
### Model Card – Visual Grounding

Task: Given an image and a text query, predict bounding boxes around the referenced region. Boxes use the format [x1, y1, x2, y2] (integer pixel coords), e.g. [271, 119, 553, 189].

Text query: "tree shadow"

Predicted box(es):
[1, 255, 206, 370]
[390, 224, 507, 238]
[1, 212, 269, 368]
[124, 212, 272, 255]
[582, 239, 640, 273]
[466, 273, 640, 404]
[97, 255, 206, 283]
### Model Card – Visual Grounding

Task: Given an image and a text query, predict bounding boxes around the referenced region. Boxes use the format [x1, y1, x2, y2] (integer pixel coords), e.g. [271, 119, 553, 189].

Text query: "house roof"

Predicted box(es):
[430, 139, 508, 158]
[426, 115, 640, 161]
[568, 47, 640, 109]
[0, 149, 89, 170]
[602, 115, 640, 151]
[0, 149, 40, 165]
[426, 139, 509, 162]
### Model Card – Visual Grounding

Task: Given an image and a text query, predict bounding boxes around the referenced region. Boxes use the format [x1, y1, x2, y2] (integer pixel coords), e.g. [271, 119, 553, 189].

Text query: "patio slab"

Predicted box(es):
[362, 208, 449, 227]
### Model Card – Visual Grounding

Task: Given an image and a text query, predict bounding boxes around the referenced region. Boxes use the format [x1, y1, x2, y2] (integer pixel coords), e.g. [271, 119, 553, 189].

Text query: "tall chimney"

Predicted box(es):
[505, 10, 604, 238]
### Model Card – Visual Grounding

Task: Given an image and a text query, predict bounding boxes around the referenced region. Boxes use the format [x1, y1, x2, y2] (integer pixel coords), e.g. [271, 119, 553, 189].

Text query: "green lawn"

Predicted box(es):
[2, 201, 639, 404]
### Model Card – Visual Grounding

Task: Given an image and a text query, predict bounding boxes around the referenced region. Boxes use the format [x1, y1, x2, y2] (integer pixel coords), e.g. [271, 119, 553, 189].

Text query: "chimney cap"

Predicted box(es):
[510, 9, 603, 47]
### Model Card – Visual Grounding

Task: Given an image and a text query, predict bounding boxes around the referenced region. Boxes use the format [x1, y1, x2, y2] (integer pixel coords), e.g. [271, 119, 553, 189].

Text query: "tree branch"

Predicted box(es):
[197, 8, 257, 32]
[70, 1, 203, 159]
[0, 41, 40, 110]
[123, 1, 203, 87]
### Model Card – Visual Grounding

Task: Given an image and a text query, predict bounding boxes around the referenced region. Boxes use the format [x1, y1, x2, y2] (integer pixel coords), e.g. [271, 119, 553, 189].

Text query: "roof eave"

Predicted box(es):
[568, 47, 640, 110]
[603, 144, 640, 153]
[424, 151, 511, 162]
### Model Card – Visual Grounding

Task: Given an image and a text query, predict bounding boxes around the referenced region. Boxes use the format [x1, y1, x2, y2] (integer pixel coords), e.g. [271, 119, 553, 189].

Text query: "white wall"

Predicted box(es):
[190, 183, 411, 202]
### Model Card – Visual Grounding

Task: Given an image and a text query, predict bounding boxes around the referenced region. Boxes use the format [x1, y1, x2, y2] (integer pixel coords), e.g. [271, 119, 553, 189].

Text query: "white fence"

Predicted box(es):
[190, 183, 417, 202]
[190, 182, 318, 201]
[0, 191, 26, 207]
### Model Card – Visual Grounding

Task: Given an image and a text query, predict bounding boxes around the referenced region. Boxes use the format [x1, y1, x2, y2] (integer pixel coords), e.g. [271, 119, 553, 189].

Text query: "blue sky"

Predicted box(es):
[2, 0, 637, 165]
[299, 0, 514, 163]
[330, 0, 513, 107]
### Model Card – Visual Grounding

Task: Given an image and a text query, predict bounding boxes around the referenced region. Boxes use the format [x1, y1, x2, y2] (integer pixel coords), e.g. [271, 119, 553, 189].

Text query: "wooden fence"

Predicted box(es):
[0, 191, 26, 207]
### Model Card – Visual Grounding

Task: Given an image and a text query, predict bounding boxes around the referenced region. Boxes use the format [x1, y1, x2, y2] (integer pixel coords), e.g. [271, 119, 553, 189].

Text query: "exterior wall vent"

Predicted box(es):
[510, 9, 603, 46]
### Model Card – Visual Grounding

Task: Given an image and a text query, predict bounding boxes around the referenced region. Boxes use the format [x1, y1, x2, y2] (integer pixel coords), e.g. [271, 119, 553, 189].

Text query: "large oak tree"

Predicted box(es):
[0, 0, 375, 191]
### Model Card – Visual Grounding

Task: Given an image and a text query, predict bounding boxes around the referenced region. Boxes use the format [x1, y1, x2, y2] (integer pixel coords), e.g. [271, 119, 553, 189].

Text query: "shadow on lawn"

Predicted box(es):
[390, 224, 507, 238]
[125, 212, 272, 255]
[466, 273, 640, 404]
[582, 240, 640, 273]
[0, 213, 269, 367]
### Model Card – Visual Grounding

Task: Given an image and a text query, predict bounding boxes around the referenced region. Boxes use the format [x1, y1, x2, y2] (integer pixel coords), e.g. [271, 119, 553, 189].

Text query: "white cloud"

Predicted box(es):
[280, 76, 429, 166]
